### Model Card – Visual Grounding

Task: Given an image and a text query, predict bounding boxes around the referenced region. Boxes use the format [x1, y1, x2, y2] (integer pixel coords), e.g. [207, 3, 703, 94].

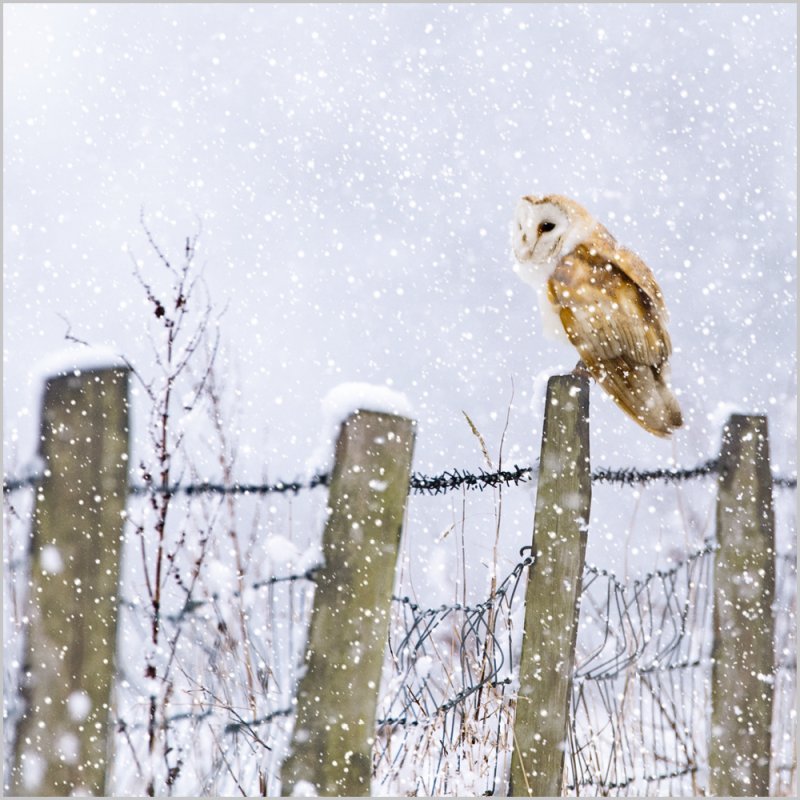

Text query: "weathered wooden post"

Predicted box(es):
[11, 364, 130, 796]
[710, 414, 776, 797]
[510, 374, 591, 797]
[281, 408, 416, 796]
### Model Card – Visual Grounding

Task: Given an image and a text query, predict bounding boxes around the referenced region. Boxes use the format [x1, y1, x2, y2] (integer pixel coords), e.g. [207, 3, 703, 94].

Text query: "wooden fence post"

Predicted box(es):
[11, 366, 130, 796]
[281, 409, 416, 796]
[710, 414, 776, 796]
[511, 374, 591, 797]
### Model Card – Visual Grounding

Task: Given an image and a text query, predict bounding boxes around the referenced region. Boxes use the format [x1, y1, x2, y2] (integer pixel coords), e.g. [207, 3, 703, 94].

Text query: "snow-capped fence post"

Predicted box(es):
[11, 365, 130, 796]
[281, 408, 416, 797]
[510, 373, 591, 797]
[710, 414, 776, 797]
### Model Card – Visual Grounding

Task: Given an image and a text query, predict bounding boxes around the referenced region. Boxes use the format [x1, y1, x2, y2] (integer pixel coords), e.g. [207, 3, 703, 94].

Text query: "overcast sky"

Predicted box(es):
[4, 3, 796, 585]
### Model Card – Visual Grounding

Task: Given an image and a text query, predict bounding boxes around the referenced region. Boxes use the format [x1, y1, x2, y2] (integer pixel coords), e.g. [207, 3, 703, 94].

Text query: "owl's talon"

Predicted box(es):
[572, 360, 591, 378]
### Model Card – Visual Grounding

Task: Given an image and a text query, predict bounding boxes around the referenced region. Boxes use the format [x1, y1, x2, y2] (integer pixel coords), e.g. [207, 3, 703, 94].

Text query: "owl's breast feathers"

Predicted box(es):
[547, 236, 683, 437]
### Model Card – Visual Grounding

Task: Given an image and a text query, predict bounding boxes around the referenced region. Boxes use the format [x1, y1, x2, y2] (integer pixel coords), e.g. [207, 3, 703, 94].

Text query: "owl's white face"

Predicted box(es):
[512, 195, 596, 287]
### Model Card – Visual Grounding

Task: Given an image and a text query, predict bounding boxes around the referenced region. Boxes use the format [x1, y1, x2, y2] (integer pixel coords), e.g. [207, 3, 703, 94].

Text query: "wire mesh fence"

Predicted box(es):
[3, 453, 797, 795]
[566, 545, 715, 796]
[373, 549, 534, 795]
[374, 539, 796, 796]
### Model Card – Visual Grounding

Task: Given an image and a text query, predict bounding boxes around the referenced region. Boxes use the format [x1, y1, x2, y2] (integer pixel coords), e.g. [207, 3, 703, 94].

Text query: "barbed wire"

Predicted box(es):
[5, 459, 797, 498]
[590, 458, 719, 486]
[408, 464, 534, 494]
[129, 473, 332, 497]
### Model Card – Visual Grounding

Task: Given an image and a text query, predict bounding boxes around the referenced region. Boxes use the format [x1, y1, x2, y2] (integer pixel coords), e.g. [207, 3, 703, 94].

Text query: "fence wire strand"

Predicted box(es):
[5, 459, 797, 498]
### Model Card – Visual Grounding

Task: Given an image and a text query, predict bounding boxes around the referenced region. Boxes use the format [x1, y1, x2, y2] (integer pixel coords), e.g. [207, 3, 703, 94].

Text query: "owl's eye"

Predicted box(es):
[538, 221, 556, 234]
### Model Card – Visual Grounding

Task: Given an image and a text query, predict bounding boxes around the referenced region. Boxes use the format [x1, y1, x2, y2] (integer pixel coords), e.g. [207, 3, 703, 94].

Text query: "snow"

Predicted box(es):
[32, 344, 127, 383]
[204, 559, 236, 599]
[290, 779, 318, 797]
[2, 3, 796, 797]
[66, 690, 92, 722]
[707, 399, 749, 433]
[297, 542, 323, 574]
[23, 346, 130, 446]
[20, 752, 45, 791]
[321, 382, 413, 426]
[262, 535, 302, 578]
[39, 545, 63, 575]
[56, 733, 80, 765]
[307, 382, 413, 475]
[413, 655, 433, 680]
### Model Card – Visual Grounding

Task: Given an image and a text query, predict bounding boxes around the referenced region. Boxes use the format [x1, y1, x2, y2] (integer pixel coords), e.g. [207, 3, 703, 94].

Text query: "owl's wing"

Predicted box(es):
[548, 244, 682, 436]
[548, 244, 671, 368]
[587, 228, 669, 321]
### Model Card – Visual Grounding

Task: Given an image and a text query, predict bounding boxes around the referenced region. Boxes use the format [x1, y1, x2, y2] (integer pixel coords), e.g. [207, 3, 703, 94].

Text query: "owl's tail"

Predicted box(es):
[590, 357, 683, 438]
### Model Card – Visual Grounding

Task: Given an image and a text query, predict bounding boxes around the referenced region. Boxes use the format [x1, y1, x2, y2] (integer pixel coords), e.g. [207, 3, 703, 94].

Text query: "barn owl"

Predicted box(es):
[512, 194, 682, 437]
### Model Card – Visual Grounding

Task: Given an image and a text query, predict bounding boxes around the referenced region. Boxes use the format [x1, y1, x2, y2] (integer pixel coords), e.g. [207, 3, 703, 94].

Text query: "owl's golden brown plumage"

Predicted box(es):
[512, 194, 683, 437]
